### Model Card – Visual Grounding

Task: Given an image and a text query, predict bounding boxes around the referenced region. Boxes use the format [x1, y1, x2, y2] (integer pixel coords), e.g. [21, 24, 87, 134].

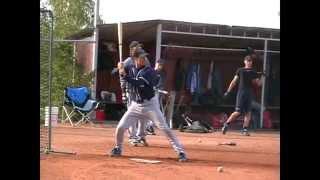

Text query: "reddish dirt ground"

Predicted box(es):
[41, 124, 279, 180]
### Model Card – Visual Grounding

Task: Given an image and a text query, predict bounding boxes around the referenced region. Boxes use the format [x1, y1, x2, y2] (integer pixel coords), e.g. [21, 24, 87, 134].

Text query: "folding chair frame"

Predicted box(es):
[62, 105, 75, 126]
[74, 102, 100, 126]
[61, 88, 99, 127]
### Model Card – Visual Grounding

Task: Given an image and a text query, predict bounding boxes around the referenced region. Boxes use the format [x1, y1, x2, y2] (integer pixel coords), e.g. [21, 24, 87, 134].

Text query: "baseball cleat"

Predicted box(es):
[146, 126, 156, 135]
[129, 139, 139, 146]
[222, 123, 229, 135]
[137, 138, 149, 146]
[129, 138, 139, 146]
[178, 152, 187, 162]
[110, 147, 122, 157]
[240, 129, 250, 136]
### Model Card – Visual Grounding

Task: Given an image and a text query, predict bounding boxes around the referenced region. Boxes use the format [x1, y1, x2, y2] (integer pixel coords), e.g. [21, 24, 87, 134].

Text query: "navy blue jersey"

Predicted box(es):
[120, 57, 135, 90]
[120, 57, 151, 92]
[122, 66, 160, 103]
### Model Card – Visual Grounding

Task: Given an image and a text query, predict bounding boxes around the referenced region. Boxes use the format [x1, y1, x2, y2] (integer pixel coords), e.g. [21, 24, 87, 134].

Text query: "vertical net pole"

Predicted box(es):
[40, 9, 51, 153]
[48, 10, 53, 151]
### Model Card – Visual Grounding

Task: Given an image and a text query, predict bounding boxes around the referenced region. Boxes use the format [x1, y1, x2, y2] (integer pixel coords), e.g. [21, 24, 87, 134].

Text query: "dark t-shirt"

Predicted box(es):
[235, 67, 259, 92]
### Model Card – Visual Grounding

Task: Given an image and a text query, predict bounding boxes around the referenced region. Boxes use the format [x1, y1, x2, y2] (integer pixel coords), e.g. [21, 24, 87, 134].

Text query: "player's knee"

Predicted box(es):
[232, 111, 241, 117]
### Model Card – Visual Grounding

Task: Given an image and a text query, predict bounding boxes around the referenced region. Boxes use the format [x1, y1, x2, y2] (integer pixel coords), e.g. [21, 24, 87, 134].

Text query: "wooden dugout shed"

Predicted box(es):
[68, 19, 280, 129]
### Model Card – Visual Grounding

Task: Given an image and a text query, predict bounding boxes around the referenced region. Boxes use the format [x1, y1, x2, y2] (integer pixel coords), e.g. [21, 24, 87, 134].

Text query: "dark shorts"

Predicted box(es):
[235, 90, 253, 114]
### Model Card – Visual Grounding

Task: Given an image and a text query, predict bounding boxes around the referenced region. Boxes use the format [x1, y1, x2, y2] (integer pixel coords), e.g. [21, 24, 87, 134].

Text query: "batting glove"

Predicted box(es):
[122, 93, 128, 104]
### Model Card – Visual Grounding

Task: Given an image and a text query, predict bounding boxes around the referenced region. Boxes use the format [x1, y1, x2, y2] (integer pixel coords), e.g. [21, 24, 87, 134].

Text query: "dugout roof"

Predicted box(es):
[67, 19, 280, 52]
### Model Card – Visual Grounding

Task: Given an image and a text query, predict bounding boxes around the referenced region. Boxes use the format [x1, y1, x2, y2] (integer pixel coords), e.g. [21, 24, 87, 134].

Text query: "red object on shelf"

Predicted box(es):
[96, 110, 106, 121]
[263, 111, 272, 128]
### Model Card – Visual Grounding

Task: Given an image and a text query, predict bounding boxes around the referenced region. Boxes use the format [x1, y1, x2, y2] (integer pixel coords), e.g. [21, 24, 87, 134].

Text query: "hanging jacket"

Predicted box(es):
[186, 64, 201, 94]
[207, 61, 214, 89]
[211, 67, 223, 96]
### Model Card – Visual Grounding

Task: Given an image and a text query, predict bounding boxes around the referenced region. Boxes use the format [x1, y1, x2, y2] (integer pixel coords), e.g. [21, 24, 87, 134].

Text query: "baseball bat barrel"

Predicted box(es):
[117, 22, 123, 62]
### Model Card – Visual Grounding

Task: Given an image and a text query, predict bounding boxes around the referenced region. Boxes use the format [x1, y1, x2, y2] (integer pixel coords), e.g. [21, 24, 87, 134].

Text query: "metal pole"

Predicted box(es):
[47, 10, 54, 151]
[156, 24, 162, 61]
[72, 43, 76, 85]
[161, 30, 280, 42]
[91, 0, 100, 99]
[260, 40, 268, 128]
[41, 39, 96, 43]
[41, 9, 77, 155]
[160, 44, 280, 54]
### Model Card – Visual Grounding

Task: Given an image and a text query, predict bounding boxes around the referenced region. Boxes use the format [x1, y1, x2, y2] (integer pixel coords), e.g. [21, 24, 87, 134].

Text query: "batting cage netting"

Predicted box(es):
[40, 9, 53, 153]
[40, 8, 96, 154]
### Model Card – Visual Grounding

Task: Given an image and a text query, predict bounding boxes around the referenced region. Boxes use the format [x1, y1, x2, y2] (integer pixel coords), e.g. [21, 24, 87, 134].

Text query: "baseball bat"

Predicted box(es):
[111, 23, 122, 76]
[117, 22, 126, 104]
[117, 22, 123, 63]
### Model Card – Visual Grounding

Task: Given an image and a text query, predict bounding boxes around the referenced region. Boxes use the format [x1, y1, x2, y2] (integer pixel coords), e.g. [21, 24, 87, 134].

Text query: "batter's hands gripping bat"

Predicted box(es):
[117, 62, 126, 76]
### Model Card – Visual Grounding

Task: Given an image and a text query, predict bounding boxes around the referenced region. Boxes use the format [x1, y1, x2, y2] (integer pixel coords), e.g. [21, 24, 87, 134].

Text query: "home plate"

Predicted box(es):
[129, 158, 162, 164]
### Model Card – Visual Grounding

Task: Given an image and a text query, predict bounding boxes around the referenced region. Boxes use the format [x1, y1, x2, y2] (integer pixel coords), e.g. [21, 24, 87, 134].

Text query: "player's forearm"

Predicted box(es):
[227, 81, 236, 92]
[124, 76, 145, 87]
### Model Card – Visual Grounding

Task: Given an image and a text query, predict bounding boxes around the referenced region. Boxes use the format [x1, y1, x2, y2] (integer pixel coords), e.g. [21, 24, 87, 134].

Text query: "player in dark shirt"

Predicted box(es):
[222, 55, 263, 136]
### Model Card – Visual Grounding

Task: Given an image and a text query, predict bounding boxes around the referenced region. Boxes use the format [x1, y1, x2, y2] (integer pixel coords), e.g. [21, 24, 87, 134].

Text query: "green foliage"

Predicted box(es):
[51, 42, 94, 106]
[40, 0, 95, 107]
[49, 0, 94, 39]
[40, 10, 52, 109]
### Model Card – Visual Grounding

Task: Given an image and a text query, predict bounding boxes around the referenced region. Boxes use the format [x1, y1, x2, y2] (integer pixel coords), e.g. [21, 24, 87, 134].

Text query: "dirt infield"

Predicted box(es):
[41, 124, 279, 180]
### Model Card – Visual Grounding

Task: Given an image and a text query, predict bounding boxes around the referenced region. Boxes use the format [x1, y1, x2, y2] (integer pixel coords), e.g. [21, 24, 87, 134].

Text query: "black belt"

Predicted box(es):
[135, 97, 153, 104]
[136, 99, 144, 104]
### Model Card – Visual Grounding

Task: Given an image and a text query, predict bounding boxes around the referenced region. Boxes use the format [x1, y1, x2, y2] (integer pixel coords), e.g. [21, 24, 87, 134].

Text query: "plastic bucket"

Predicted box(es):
[96, 110, 106, 121]
[45, 106, 59, 127]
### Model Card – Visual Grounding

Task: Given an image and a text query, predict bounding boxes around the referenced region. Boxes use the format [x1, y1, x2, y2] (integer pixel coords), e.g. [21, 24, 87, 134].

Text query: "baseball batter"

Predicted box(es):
[120, 41, 150, 146]
[109, 49, 187, 162]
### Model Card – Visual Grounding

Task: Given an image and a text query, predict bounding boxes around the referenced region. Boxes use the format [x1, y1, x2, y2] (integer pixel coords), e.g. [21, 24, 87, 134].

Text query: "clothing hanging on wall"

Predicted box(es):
[186, 63, 201, 94]
[207, 61, 214, 89]
[190, 68, 197, 93]
[199, 63, 223, 106]
[186, 63, 201, 105]
[211, 66, 223, 96]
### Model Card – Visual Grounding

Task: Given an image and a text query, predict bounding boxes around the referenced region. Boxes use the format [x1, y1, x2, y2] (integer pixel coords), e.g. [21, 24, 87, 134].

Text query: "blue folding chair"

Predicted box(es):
[62, 87, 99, 126]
